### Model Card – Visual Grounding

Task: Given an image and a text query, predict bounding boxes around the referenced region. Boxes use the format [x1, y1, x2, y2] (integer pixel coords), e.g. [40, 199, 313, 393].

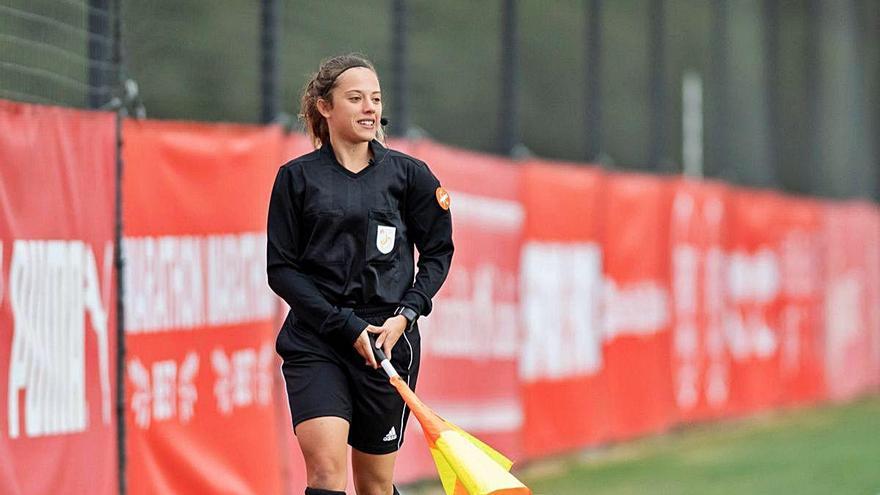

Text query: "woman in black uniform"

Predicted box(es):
[267, 54, 453, 495]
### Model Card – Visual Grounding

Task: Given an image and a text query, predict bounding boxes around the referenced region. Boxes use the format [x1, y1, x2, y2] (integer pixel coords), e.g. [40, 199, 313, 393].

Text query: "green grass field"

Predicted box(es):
[406, 395, 880, 495]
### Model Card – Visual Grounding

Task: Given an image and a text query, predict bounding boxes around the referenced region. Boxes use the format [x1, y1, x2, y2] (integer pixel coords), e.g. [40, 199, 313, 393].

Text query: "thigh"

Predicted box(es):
[281, 325, 354, 428]
[347, 327, 421, 454]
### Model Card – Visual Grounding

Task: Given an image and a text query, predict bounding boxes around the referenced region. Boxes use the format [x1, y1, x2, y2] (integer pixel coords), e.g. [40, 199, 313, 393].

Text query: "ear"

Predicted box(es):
[316, 97, 332, 119]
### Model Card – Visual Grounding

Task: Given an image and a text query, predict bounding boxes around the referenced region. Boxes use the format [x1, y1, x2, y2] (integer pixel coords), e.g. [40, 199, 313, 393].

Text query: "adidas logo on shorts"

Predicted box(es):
[383, 427, 398, 442]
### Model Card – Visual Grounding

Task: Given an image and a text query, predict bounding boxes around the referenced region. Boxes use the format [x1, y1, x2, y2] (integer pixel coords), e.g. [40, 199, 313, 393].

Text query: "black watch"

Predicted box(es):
[394, 306, 418, 331]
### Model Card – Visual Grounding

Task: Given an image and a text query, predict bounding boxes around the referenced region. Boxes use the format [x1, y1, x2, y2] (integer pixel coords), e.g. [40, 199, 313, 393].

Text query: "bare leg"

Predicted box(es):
[296, 416, 350, 491]
[351, 448, 398, 495]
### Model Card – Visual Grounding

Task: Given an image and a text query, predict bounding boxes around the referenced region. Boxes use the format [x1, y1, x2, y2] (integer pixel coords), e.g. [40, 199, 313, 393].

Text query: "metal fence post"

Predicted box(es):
[110, 0, 127, 493]
[87, 0, 111, 108]
[805, 0, 820, 196]
[648, 0, 667, 171]
[260, 0, 280, 124]
[499, 0, 520, 156]
[763, 0, 781, 189]
[710, 0, 730, 181]
[391, 0, 410, 136]
[585, 0, 602, 163]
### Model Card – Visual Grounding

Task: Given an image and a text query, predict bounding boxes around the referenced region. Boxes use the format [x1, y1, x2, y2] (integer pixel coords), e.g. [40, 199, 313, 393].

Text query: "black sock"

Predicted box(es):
[304, 488, 345, 495]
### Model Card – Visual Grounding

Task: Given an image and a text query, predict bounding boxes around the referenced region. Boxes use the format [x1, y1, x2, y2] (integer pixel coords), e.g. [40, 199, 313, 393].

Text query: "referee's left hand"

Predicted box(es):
[369, 315, 408, 361]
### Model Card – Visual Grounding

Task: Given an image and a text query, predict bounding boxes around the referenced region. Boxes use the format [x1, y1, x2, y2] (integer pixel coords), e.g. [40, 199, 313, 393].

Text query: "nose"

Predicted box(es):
[363, 99, 377, 113]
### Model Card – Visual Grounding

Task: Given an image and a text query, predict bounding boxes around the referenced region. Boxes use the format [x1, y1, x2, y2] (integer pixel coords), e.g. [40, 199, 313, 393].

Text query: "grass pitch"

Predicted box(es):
[404, 395, 880, 495]
[518, 395, 880, 495]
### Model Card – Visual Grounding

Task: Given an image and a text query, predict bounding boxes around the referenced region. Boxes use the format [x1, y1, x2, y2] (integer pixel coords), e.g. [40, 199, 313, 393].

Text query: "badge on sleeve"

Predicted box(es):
[377, 225, 396, 254]
[435, 186, 451, 210]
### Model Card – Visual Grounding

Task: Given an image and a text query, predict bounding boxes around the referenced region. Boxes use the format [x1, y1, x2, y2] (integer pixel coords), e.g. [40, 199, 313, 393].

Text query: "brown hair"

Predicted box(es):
[300, 53, 383, 148]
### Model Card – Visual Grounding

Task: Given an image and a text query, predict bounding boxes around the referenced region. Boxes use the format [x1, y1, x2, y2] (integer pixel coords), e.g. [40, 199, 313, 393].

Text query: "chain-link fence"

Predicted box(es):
[0, 0, 120, 108]
[2, 0, 878, 198]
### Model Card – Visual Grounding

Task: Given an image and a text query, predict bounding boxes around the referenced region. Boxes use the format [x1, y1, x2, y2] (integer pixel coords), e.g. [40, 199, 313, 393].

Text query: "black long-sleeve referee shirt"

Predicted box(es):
[267, 139, 454, 346]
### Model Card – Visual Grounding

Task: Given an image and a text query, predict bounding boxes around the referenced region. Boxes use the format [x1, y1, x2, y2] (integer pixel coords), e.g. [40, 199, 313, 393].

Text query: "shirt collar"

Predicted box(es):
[320, 138, 388, 165]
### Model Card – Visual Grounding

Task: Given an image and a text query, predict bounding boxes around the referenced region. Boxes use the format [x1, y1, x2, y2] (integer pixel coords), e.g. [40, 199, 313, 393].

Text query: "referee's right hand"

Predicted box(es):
[354, 328, 380, 369]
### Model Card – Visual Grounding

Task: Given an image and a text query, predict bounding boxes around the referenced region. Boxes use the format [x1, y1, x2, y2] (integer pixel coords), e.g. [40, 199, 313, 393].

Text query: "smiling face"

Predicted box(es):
[317, 67, 382, 146]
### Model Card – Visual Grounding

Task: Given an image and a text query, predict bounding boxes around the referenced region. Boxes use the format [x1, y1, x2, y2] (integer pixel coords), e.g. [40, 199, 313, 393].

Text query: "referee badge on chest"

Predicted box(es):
[376, 225, 396, 254]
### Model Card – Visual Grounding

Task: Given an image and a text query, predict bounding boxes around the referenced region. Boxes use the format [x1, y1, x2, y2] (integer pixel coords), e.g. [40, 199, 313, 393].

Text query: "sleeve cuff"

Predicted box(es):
[400, 289, 431, 317]
[341, 311, 369, 346]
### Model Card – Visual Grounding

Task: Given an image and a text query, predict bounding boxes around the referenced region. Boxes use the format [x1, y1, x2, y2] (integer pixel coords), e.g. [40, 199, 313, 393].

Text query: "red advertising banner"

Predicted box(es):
[519, 161, 610, 457]
[822, 202, 880, 400]
[282, 132, 314, 166]
[669, 182, 828, 424]
[725, 189, 792, 414]
[773, 196, 826, 406]
[668, 179, 732, 423]
[722, 188, 832, 414]
[0, 100, 118, 495]
[122, 119, 285, 495]
[600, 173, 675, 439]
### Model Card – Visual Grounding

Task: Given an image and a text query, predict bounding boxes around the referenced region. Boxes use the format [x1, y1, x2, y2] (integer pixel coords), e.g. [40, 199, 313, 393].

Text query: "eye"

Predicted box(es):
[372, 97, 382, 104]
[349, 96, 361, 102]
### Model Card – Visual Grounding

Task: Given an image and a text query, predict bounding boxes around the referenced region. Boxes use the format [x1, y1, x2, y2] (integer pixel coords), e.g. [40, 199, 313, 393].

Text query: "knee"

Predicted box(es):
[354, 476, 393, 495]
[306, 456, 347, 491]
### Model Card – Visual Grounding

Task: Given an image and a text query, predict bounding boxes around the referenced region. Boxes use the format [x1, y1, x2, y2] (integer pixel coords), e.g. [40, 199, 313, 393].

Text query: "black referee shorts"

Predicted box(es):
[276, 307, 421, 455]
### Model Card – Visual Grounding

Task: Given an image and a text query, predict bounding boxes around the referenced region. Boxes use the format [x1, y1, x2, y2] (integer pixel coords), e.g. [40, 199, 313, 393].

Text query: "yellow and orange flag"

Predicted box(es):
[389, 375, 531, 495]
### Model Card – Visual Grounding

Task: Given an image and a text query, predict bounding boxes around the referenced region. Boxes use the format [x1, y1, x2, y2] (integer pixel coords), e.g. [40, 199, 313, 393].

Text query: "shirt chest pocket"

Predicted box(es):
[301, 208, 345, 264]
[367, 209, 403, 263]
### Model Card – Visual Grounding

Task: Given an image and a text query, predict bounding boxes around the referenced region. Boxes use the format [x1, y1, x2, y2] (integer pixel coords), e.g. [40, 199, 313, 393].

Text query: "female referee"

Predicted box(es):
[267, 54, 454, 495]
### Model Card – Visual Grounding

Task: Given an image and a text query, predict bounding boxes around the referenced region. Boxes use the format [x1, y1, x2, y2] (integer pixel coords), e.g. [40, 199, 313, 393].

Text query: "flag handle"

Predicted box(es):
[370, 334, 399, 379]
